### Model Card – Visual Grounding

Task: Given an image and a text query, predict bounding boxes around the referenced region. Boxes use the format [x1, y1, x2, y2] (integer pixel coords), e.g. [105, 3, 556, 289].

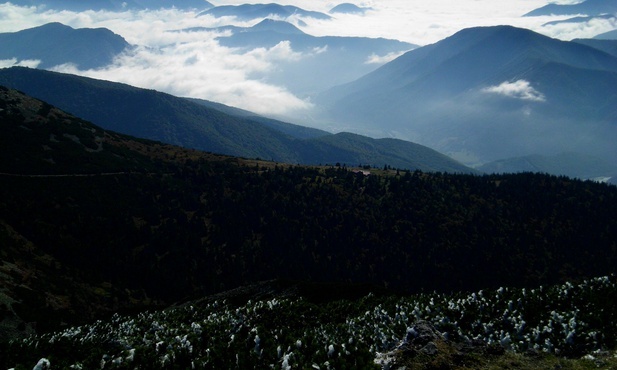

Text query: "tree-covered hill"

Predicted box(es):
[1, 86, 616, 343]
[0, 67, 473, 173]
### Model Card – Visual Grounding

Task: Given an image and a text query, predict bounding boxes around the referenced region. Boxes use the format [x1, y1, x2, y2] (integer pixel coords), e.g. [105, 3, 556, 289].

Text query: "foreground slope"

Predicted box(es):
[3, 276, 617, 369]
[316, 26, 617, 172]
[1, 86, 617, 341]
[0, 67, 473, 172]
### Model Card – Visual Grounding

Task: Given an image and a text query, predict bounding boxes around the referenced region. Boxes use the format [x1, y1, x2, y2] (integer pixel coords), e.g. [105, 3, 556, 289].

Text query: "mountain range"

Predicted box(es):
[314, 25, 617, 177]
[0, 22, 130, 70]
[2, 85, 617, 341]
[4, 0, 213, 11]
[524, 0, 617, 17]
[198, 3, 331, 21]
[184, 19, 415, 95]
[542, 14, 616, 26]
[0, 67, 472, 173]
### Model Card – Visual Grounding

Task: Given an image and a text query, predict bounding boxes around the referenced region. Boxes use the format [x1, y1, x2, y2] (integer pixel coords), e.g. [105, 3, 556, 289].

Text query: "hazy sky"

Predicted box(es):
[0, 0, 615, 118]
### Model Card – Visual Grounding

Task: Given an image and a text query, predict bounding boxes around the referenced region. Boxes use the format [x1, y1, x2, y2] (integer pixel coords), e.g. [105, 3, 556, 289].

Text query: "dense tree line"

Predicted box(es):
[2, 156, 617, 335]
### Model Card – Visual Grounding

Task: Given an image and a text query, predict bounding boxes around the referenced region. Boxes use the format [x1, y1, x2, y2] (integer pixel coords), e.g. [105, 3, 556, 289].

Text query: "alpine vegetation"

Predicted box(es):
[4, 275, 616, 369]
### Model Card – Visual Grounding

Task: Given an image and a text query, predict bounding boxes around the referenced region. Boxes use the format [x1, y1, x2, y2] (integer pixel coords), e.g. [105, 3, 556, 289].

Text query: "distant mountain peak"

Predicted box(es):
[524, 0, 617, 17]
[329, 3, 372, 14]
[316, 25, 617, 173]
[198, 3, 331, 21]
[250, 19, 305, 35]
[0, 22, 130, 70]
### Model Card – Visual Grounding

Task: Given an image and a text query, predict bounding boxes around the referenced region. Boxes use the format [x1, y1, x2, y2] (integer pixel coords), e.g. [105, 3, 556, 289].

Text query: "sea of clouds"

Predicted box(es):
[0, 0, 615, 118]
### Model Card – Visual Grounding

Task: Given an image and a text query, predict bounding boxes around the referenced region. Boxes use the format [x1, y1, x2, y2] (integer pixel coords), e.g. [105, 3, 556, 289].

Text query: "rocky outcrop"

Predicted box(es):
[375, 320, 505, 369]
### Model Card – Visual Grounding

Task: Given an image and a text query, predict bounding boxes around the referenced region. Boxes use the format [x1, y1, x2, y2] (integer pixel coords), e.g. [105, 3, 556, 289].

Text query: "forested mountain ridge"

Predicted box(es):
[0, 67, 473, 173]
[1, 86, 617, 343]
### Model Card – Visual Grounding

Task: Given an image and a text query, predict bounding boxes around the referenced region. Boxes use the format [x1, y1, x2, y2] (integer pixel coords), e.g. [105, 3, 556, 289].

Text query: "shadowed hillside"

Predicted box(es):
[1, 86, 616, 343]
[0, 67, 473, 173]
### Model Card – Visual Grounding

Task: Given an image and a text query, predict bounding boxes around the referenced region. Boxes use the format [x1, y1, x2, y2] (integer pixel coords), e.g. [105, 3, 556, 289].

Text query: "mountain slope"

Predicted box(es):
[0, 22, 129, 69]
[574, 38, 617, 57]
[2, 86, 617, 343]
[595, 28, 617, 40]
[0, 67, 471, 172]
[186, 19, 415, 95]
[303, 132, 473, 172]
[524, 0, 617, 16]
[316, 26, 617, 172]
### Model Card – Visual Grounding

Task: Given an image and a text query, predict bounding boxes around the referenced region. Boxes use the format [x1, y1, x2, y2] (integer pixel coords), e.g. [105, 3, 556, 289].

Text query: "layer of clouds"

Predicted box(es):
[482, 80, 546, 102]
[0, 5, 312, 115]
[542, 16, 617, 40]
[53, 36, 313, 115]
[0, 1, 611, 118]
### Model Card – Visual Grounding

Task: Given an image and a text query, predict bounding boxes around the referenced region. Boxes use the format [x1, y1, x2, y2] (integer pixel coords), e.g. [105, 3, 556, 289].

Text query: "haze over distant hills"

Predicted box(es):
[315, 25, 617, 177]
[4, 0, 213, 11]
[524, 0, 617, 17]
[184, 19, 415, 95]
[478, 152, 617, 182]
[198, 3, 331, 21]
[542, 14, 616, 26]
[0, 67, 472, 173]
[0, 22, 130, 69]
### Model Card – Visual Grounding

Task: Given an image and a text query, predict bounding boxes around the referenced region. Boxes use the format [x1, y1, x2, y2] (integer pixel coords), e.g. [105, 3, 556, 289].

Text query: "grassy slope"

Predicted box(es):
[1, 276, 616, 369]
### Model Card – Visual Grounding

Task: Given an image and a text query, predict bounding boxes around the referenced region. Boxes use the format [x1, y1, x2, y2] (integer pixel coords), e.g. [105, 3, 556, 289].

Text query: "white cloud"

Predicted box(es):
[542, 16, 617, 40]
[0, 1, 603, 118]
[311, 45, 328, 55]
[482, 80, 546, 102]
[0, 5, 312, 116]
[0, 58, 41, 68]
[245, 40, 305, 63]
[365, 51, 407, 65]
[52, 39, 312, 115]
